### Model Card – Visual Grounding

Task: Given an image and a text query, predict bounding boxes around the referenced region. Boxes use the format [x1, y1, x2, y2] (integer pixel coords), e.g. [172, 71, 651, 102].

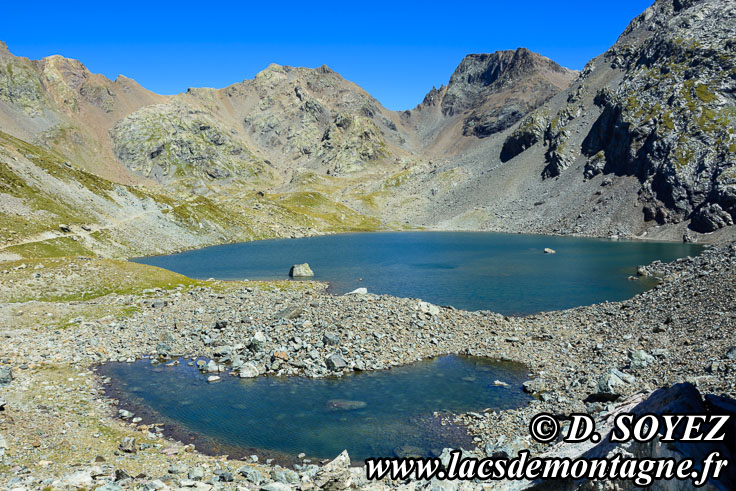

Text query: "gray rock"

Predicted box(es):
[726, 346, 736, 360]
[691, 203, 734, 233]
[168, 463, 187, 474]
[417, 301, 440, 316]
[327, 399, 367, 411]
[239, 362, 260, 378]
[118, 437, 136, 453]
[277, 305, 303, 320]
[314, 450, 352, 490]
[155, 342, 171, 357]
[0, 367, 12, 386]
[142, 480, 166, 490]
[323, 332, 340, 346]
[522, 379, 544, 395]
[346, 287, 367, 295]
[594, 368, 635, 401]
[260, 483, 292, 491]
[95, 483, 124, 491]
[273, 468, 300, 485]
[214, 470, 234, 482]
[326, 354, 347, 371]
[628, 349, 655, 369]
[249, 331, 267, 352]
[289, 263, 314, 277]
[238, 465, 263, 484]
[188, 467, 204, 481]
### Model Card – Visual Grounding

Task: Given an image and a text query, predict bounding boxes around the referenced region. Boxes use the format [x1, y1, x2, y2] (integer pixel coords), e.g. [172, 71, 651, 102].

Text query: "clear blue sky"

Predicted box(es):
[3, 0, 653, 110]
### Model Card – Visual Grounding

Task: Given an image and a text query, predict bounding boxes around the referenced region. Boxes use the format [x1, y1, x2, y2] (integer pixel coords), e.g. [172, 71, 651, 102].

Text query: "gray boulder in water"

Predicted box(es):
[327, 399, 367, 411]
[289, 263, 314, 277]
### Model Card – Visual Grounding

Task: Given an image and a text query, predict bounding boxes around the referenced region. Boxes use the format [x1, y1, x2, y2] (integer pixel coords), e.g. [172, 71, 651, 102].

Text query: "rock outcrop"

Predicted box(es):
[407, 48, 576, 146]
[527, 383, 736, 490]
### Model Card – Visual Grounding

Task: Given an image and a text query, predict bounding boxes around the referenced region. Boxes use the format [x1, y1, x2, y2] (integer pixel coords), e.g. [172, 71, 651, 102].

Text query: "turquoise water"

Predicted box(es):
[134, 232, 701, 314]
[99, 356, 530, 461]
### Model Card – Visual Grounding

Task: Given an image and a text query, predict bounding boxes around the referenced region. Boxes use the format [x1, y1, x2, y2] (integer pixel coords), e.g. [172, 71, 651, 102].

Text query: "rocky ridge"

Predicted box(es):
[3, 1, 736, 256]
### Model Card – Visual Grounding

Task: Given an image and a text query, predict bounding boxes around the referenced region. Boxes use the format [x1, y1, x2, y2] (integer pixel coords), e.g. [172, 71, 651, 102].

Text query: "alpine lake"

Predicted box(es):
[106, 232, 702, 462]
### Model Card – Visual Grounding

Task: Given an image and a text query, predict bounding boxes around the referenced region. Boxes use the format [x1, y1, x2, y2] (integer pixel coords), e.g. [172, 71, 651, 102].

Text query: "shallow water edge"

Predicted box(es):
[96, 354, 531, 466]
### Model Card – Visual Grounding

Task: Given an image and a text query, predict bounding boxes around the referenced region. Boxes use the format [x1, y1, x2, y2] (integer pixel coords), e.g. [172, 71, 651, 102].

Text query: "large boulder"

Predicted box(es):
[691, 203, 734, 233]
[523, 384, 736, 489]
[249, 331, 267, 352]
[239, 362, 260, 378]
[314, 450, 352, 490]
[289, 263, 314, 277]
[593, 368, 635, 401]
[326, 354, 347, 371]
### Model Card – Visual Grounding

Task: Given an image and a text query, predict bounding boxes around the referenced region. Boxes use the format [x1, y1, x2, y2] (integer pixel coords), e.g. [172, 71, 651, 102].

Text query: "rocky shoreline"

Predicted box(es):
[0, 242, 734, 489]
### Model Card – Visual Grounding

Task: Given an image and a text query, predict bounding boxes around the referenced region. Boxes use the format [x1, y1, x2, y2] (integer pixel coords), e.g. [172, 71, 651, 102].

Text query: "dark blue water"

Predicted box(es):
[99, 356, 530, 461]
[133, 232, 701, 314]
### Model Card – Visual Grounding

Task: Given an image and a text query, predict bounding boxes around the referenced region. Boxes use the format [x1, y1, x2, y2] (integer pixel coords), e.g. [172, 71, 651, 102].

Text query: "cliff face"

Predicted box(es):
[583, 0, 736, 233]
[502, 0, 736, 233]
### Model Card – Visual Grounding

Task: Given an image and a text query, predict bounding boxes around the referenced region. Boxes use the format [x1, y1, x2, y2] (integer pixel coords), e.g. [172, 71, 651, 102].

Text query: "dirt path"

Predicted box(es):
[0, 209, 161, 253]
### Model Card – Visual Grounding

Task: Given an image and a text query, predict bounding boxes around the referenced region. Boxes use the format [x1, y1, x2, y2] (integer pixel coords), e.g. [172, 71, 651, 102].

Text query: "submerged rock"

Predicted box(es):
[289, 263, 314, 277]
[327, 399, 367, 411]
[393, 444, 426, 458]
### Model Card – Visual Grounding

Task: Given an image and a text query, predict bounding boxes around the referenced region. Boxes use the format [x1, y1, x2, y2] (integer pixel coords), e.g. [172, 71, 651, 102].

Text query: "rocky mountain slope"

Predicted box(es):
[375, 0, 736, 243]
[1, 0, 735, 260]
[403, 48, 576, 153]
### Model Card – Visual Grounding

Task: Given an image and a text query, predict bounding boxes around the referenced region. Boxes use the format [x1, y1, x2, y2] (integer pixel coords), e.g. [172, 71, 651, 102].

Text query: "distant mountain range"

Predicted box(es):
[0, 0, 734, 260]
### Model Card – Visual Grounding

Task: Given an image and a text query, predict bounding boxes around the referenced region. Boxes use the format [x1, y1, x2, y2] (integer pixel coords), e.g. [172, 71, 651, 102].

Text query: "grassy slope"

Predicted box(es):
[0, 131, 389, 260]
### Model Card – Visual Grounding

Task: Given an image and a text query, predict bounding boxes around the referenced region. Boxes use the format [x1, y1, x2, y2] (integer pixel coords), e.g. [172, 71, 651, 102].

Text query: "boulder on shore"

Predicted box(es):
[289, 263, 314, 277]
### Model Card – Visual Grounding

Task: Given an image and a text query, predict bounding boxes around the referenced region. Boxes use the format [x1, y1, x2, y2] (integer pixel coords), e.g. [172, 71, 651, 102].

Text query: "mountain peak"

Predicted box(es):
[434, 47, 575, 119]
[449, 48, 571, 91]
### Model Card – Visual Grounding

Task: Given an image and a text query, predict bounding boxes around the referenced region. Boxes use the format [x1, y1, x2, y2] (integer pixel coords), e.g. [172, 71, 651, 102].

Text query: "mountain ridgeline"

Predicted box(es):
[0, 0, 734, 260]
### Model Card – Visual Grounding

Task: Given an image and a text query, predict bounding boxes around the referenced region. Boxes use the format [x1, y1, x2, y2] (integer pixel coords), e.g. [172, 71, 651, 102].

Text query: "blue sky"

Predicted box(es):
[3, 1, 653, 110]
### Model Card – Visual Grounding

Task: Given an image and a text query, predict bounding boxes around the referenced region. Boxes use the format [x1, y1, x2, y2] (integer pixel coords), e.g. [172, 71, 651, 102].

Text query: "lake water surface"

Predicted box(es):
[134, 232, 701, 314]
[99, 355, 530, 461]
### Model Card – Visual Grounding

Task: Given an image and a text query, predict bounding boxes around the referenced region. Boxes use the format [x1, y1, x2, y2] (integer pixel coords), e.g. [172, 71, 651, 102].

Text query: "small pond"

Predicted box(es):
[99, 355, 530, 462]
[133, 231, 702, 314]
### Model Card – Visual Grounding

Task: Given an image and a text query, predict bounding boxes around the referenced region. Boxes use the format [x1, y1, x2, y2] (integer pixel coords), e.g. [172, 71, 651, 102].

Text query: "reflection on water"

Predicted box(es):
[100, 355, 530, 461]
